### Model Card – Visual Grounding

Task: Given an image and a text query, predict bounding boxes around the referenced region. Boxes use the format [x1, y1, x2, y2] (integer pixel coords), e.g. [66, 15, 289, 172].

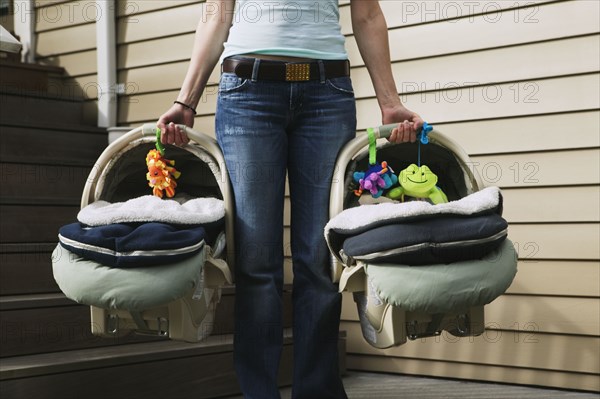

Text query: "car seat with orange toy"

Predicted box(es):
[52, 124, 234, 342]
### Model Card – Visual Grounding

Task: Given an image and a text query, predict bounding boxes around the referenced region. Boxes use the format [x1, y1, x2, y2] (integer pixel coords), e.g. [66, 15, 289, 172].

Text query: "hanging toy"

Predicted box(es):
[146, 128, 181, 198]
[353, 161, 397, 198]
[146, 150, 181, 198]
[387, 163, 448, 204]
[387, 122, 448, 204]
[353, 127, 398, 198]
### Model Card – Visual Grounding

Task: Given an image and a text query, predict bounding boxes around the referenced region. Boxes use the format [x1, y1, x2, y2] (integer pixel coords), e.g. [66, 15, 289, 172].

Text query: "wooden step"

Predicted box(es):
[0, 288, 293, 357]
[0, 123, 107, 166]
[0, 335, 297, 399]
[0, 61, 65, 94]
[0, 293, 164, 358]
[0, 205, 79, 243]
[0, 331, 346, 399]
[0, 163, 92, 205]
[0, 243, 59, 295]
[0, 91, 84, 126]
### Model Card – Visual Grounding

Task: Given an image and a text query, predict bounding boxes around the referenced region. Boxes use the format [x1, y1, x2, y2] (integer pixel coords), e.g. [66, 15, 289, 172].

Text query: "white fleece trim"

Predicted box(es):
[325, 186, 501, 235]
[78, 195, 225, 226]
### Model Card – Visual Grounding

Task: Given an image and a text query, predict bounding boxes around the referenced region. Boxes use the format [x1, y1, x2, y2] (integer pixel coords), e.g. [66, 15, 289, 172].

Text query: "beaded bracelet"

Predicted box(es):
[174, 100, 197, 115]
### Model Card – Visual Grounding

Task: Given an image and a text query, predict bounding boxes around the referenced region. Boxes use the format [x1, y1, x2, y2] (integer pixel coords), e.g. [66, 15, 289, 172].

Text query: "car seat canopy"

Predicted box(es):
[97, 139, 223, 203]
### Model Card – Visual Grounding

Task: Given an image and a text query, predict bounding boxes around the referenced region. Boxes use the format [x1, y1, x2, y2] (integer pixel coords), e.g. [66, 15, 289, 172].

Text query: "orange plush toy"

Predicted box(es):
[146, 149, 181, 198]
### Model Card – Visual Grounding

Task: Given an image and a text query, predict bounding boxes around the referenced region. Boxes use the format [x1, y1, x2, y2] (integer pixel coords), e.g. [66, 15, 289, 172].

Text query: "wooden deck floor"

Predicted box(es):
[221, 371, 599, 399]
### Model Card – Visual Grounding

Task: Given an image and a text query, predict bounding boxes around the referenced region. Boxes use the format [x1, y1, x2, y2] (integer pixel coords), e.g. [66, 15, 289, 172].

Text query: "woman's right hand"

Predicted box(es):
[157, 103, 195, 146]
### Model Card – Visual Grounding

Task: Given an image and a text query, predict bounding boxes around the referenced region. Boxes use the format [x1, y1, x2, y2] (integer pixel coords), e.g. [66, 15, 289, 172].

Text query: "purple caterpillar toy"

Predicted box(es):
[353, 161, 398, 198]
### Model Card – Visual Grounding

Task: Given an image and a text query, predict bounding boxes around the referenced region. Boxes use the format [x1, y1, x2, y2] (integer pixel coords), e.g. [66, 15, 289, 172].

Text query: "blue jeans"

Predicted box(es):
[216, 66, 356, 399]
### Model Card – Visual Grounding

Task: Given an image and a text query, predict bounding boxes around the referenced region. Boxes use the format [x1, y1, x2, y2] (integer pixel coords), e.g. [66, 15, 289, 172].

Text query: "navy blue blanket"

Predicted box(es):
[59, 222, 207, 268]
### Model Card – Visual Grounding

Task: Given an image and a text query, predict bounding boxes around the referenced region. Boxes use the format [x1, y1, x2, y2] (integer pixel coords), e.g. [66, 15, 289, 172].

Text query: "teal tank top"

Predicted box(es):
[221, 0, 347, 61]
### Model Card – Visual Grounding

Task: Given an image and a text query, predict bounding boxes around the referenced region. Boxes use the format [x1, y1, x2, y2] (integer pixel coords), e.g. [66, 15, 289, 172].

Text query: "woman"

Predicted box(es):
[158, 1, 423, 397]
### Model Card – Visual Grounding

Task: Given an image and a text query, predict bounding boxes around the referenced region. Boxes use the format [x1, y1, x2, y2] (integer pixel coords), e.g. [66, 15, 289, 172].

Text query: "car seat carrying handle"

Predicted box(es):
[372, 122, 433, 144]
[142, 123, 214, 150]
[371, 122, 433, 166]
[329, 121, 484, 222]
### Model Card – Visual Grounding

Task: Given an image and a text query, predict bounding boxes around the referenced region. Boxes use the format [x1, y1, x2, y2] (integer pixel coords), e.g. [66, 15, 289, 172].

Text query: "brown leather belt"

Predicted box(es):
[222, 57, 350, 82]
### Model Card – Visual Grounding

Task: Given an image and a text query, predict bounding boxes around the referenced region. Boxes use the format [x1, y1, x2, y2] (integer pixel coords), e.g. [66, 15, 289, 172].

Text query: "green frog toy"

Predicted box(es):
[387, 163, 448, 204]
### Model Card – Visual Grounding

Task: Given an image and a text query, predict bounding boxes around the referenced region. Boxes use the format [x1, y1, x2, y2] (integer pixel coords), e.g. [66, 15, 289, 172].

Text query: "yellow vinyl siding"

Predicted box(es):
[35, 0, 100, 32]
[346, 1, 600, 65]
[43, 50, 96, 77]
[0, 0, 14, 32]
[35, 0, 99, 123]
[501, 186, 600, 222]
[434, 111, 600, 154]
[117, 34, 194, 72]
[117, 62, 191, 96]
[114, 0, 220, 129]
[36, 22, 95, 57]
[116, 1, 199, 17]
[471, 149, 599, 188]
[357, 74, 600, 129]
[116, 3, 201, 44]
[508, 224, 599, 260]
[506, 260, 600, 297]
[340, 1, 561, 34]
[350, 35, 600, 98]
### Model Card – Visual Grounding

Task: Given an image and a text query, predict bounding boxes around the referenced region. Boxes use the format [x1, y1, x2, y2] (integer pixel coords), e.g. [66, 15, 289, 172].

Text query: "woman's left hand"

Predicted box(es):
[382, 105, 425, 144]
